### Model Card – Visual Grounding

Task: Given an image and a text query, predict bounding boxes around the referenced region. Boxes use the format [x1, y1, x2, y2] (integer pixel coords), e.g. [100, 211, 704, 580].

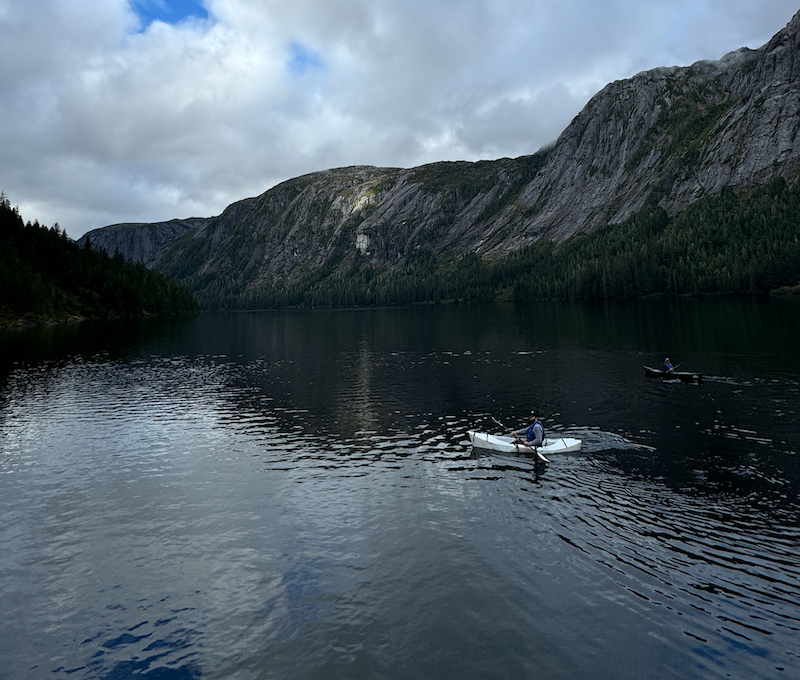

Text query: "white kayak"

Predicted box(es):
[468, 430, 582, 459]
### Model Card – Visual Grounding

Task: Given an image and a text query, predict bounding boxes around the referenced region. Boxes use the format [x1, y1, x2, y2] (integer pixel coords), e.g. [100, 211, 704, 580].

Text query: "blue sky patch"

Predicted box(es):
[287, 41, 325, 76]
[131, 0, 209, 28]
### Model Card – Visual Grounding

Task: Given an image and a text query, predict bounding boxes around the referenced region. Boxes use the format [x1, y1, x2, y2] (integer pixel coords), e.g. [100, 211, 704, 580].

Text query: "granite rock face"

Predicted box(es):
[79, 218, 211, 267]
[82, 10, 800, 291]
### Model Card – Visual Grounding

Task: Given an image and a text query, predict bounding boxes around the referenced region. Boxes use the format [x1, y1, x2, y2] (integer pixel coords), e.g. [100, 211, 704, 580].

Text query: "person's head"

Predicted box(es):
[665, 357, 670, 362]
[529, 411, 538, 422]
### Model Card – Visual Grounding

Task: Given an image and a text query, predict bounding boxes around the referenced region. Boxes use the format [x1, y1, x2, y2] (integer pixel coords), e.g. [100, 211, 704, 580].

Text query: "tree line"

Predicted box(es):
[192, 176, 800, 310]
[11, 171, 794, 320]
[507, 177, 800, 300]
[1, 194, 199, 326]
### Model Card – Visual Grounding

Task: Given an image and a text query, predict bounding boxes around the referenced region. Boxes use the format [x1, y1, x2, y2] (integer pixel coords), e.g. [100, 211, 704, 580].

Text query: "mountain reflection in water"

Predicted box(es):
[1, 299, 798, 679]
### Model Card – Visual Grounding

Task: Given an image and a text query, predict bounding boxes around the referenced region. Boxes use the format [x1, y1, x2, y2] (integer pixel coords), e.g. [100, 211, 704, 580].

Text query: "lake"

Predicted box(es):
[1, 298, 799, 679]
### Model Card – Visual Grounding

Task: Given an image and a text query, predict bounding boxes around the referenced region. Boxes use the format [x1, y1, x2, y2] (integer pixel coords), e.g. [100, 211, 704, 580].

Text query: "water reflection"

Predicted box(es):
[1, 299, 799, 678]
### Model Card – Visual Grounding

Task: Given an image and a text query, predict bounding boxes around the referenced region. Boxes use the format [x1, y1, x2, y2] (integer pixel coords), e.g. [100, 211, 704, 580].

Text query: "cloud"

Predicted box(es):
[0, 0, 798, 237]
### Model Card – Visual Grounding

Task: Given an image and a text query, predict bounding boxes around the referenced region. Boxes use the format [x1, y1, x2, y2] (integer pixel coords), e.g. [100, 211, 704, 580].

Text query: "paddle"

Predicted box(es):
[491, 416, 508, 432]
[492, 416, 549, 463]
[530, 446, 549, 464]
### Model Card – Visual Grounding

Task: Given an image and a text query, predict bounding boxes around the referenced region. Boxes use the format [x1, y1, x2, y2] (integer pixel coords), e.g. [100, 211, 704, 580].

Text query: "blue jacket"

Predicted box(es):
[526, 421, 545, 446]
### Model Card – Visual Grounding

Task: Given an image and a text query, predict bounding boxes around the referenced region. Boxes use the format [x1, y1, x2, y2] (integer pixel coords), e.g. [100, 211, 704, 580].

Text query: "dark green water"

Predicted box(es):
[1, 298, 799, 679]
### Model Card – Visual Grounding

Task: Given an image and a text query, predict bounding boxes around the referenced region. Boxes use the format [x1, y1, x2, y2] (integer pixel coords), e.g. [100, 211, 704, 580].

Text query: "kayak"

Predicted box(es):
[643, 366, 703, 383]
[468, 430, 582, 458]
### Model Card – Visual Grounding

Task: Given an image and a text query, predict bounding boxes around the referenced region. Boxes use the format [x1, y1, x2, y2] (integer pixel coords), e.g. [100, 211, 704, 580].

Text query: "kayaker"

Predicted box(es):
[663, 357, 674, 372]
[513, 411, 545, 448]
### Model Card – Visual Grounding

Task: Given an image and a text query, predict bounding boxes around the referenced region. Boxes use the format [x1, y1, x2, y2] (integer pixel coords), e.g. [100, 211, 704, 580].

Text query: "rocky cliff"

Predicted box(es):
[83, 217, 211, 265]
[81, 9, 800, 298]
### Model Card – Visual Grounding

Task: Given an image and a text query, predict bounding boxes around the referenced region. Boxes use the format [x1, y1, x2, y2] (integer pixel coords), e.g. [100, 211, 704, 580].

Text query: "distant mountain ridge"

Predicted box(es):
[81, 9, 800, 305]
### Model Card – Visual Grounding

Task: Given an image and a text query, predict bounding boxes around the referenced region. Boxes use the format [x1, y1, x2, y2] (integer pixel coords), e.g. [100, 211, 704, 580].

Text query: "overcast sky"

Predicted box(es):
[1, 0, 798, 238]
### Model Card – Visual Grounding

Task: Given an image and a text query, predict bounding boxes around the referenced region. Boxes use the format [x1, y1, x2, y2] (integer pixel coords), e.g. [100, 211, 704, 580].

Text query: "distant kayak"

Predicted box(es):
[643, 365, 703, 383]
[468, 430, 582, 462]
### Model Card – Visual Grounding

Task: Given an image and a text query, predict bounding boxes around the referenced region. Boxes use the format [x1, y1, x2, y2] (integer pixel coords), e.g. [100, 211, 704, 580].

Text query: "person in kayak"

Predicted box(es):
[663, 357, 674, 372]
[513, 411, 545, 448]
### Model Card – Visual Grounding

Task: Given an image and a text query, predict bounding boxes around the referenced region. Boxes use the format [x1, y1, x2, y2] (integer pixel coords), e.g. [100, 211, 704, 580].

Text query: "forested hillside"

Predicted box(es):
[508, 178, 800, 300]
[0, 195, 199, 326]
[193, 177, 800, 309]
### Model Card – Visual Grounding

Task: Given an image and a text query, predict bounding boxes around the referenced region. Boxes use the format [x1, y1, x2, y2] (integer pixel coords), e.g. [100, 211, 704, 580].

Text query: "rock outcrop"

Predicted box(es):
[82, 217, 211, 265]
[81, 9, 800, 298]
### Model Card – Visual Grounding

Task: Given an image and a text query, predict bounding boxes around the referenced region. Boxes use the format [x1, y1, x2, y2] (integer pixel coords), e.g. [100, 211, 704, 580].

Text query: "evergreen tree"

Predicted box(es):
[0, 197, 200, 325]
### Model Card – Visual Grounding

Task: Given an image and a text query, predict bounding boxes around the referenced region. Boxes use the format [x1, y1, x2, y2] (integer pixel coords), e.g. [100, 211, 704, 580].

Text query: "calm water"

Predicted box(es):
[1, 299, 799, 679]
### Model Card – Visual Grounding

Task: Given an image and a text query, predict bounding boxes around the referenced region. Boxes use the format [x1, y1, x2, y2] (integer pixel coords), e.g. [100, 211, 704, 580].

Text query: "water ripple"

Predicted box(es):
[1, 343, 799, 679]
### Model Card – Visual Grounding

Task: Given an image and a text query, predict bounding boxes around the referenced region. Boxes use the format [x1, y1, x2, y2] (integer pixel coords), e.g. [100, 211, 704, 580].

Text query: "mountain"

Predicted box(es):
[82, 217, 212, 269]
[0, 197, 199, 326]
[81, 10, 800, 307]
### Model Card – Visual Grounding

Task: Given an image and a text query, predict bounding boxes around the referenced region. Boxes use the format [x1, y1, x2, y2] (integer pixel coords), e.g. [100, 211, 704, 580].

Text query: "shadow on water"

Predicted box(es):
[49, 618, 202, 680]
[5, 299, 797, 507]
[4, 294, 799, 361]
[2, 298, 800, 679]
[98, 661, 200, 680]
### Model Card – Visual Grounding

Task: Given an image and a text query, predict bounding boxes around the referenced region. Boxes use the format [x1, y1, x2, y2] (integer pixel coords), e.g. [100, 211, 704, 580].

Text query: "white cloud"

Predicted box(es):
[1, 0, 798, 237]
